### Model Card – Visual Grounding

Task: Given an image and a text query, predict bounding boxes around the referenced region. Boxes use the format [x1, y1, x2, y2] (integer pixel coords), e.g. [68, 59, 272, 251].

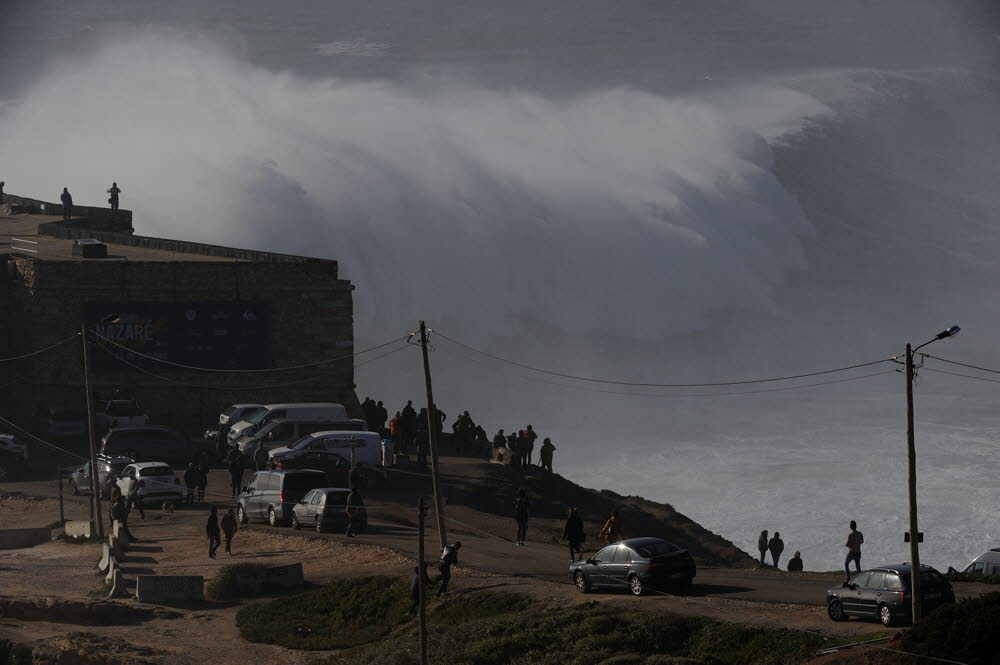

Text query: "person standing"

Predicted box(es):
[345, 488, 362, 537]
[563, 507, 585, 562]
[183, 462, 198, 505]
[60, 187, 73, 220]
[514, 489, 530, 546]
[757, 530, 769, 566]
[125, 474, 145, 519]
[436, 541, 461, 598]
[787, 551, 804, 572]
[768, 532, 785, 569]
[196, 454, 209, 503]
[598, 511, 622, 543]
[228, 449, 244, 499]
[844, 520, 864, 578]
[111, 495, 136, 541]
[524, 425, 538, 465]
[375, 400, 388, 434]
[389, 411, 401, 448]
[107, 182, 121, 213]
[220, 508, 238, 555]
[539, 438, 556, 472]
[253, 440, 269, 471]
[0, 181, 5, 205]
[206, 506, 221, 559]
[400, 400, 417, 454]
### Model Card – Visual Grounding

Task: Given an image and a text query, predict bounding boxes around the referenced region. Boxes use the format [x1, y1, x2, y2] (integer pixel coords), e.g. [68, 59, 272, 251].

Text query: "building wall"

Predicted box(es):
[1, 255, 358, 432]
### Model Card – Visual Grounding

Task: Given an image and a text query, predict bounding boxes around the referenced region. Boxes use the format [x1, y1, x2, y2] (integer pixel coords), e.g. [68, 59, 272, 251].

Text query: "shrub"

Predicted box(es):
[901, 592, 1000, 665]
[205, 563, 270, 601]
[236, 575, 410, 650]
[944, 570, 1000, 585]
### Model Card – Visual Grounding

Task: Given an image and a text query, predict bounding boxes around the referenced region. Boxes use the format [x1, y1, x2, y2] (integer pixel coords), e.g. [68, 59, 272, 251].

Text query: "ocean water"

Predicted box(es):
[2, 0, 1000, 571]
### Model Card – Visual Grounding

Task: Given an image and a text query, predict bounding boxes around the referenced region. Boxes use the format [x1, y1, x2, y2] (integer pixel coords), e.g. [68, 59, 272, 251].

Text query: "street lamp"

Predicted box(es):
[82, 313, 120, 538]
[904, 324, 959, 623]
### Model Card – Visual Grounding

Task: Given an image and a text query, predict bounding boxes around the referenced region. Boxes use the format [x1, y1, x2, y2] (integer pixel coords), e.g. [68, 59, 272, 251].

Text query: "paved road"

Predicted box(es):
[3, 471, 991, 608]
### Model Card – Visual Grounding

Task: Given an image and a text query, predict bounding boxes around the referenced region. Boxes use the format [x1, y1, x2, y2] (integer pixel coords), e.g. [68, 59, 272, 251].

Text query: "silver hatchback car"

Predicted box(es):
[291, 487, 364, 532]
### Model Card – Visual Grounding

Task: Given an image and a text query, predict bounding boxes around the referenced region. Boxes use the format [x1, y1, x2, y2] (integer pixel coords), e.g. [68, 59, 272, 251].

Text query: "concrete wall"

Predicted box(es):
[1, 254, 358, 431]
[3, 193, 133, 234]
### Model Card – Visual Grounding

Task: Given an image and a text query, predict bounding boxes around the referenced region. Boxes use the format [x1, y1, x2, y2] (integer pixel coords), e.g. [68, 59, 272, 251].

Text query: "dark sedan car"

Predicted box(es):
[826, 564, 954, 626]
[569, 537, 696, 596]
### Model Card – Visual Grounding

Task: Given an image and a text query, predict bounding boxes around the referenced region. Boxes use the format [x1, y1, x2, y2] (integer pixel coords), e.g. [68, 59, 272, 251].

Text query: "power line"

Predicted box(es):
[921, 367, 1000, 385]
[433, 330, 897, 388]
[0, 334, 80, 363]
[91, 330, 409, 373]
[919, 353, 1000, 376]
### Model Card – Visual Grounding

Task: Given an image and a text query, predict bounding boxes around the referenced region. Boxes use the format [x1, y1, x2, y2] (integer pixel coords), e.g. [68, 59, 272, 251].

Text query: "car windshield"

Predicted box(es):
[245, 410, 269, 424]
[325, 491, 350, 505]
[634, 541, 682, 558]
[288, 435, 313, 450]
[222, 406, 238, 417]
[901, 570, 948, 586]
[139, 466, 174, 477]
[284, 474, 327, 491]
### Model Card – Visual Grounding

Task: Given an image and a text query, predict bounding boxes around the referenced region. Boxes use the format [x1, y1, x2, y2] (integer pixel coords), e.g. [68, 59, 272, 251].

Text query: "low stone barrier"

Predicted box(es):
[108, 568, 128, 598]
[135, 576, 204, 603]
[98, 543, 112, 573]
[0, 527, 53, 550]
[65, 521, 94, 540]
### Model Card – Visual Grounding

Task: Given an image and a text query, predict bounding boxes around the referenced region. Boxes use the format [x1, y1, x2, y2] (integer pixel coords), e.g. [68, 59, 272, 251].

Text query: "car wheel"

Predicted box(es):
[827, 600, 847, 622]
[574, 571, 591, 594]
[291, 513, 300, 530]
[315, 516, 323, 533]
[237, 505, 248, 525]
[628, 575, 645, 597]
[70, 480, 80, 496]
[267, 507, 278, 527]
[879, 603, 896, 627]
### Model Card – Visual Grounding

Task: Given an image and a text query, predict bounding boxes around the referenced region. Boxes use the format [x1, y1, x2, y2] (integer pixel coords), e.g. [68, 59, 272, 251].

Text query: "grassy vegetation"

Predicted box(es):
[241, 576, 824, 664]
[237, 576, 411, 649]
[900, 592, 1000, 665]
[206, 563, 272, 601]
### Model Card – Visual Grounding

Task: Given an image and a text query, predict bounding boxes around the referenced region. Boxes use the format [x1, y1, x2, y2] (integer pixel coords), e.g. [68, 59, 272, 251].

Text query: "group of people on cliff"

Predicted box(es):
[756, 520, 864, 575]
[492, 426, 557, 472]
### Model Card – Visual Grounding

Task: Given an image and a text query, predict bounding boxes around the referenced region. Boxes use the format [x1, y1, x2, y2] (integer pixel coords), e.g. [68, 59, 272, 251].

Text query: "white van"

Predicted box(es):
[268, 431, 383, 468]
[962, 548, 1000, 576]
[227, 403, 352, 443]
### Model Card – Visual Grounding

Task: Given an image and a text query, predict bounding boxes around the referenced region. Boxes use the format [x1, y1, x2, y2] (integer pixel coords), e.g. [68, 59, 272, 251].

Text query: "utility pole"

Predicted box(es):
[419, 321, 447, 550]
[57, 465, 64, 523]
[417, 496, 429, 665]
[905, 343, 922, 623]
[81, 324, 104, 538]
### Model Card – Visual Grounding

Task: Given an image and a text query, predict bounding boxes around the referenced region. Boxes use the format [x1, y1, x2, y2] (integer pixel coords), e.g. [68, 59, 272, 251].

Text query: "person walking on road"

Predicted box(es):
[768, 532, 785, 569]
[206, 506, 221, 559]
[184, 462, 198, 505]
[563, 507, 585, 561]
[408, 561, 434, 614]
[539, 437, 556, 472]
[228, 450, 244, 498]
[598, 511, 622, 543]
[514, 489, 530, 546]
[220, 507, 238, 555]
[436, 541, 461, 598]
[844, 520, 864, 578]
[345, 488, 363, 537]
[787, 551, 804, 572]
[60, 187, 73, 220]
[107, 182, 121, 213]
[125, 474, 145, 519]
[757, 530, 769, 566]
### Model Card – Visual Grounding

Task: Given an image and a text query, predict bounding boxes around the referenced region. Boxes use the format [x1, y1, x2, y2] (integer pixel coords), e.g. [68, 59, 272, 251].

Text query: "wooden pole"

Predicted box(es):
[81, 324, 104, 538]
[905, 343, 922, 622]
[418, 496, 428, 665]
[419, 321, 447, 550]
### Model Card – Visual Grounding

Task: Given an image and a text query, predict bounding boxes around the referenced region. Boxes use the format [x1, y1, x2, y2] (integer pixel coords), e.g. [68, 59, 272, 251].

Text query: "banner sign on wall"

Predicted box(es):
[85, 303, 272, 370]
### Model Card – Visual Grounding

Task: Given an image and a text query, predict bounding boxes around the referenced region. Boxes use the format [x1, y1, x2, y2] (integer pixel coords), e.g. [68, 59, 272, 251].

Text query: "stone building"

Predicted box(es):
[1, 193, 358, 432]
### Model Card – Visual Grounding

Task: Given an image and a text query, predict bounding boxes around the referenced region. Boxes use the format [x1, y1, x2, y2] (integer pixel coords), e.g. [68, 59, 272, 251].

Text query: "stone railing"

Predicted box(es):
[3, 192, 133, 234]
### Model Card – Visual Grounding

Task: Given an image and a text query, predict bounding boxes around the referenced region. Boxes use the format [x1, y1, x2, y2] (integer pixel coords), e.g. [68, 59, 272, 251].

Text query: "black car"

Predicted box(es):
[826, 564, 955, 626]
[100, 426, 216, 465]
[237, 469, 328, 526]
[569, 537, 696, 596]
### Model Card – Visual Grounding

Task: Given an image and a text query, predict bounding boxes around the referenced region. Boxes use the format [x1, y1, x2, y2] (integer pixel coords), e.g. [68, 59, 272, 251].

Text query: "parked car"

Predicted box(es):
[0, 434, 28, 481]
[95, 400, 148, 432]
[960, 548, 1000, 576]
[101, 426, 216, 465]
[826, 564, 955, 626]
[68, 455, 132, 497]
[291, 487, 366, 533]
[35, 407, 87, 440]
[268, 431, 385, 488]
[227, 403, 353, 444]
[115, 462, 183, 505]
[205, 404, 267, 445]
[236, 469, 328, 527]
[236, 419, 359, 458]
[569, 537, 696, 596]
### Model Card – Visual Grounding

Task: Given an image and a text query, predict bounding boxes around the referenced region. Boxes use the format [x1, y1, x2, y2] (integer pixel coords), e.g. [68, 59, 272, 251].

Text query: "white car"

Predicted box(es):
[116, 462, 182, 504]
[95, 400, 149, 432]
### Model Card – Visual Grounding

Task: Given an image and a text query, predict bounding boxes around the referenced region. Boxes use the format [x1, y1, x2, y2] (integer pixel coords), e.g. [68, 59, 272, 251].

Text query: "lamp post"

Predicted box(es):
[905, 324, 959, 623]
[83, 313, 120, 539]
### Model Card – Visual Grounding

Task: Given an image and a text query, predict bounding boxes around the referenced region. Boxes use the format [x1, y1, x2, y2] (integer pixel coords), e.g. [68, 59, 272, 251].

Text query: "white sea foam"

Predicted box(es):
[314, 40, 389, 57]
